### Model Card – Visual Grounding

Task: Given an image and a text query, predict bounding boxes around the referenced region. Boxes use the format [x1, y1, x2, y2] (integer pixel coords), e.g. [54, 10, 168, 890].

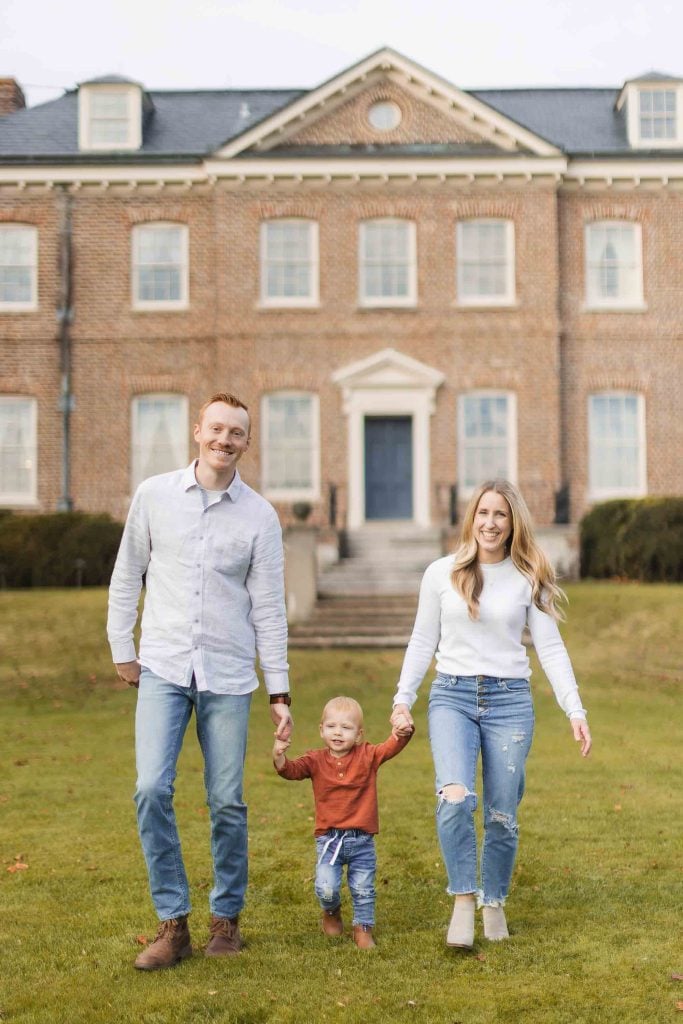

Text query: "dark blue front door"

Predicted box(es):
[364, 416, 413, 520]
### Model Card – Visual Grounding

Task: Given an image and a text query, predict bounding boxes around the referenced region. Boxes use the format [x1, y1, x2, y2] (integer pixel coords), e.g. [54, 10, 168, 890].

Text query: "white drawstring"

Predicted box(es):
[318, 830, 345, 866]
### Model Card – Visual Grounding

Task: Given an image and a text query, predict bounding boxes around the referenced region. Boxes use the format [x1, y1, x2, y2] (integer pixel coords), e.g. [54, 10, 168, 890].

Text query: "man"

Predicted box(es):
[107, 392, 292, 970]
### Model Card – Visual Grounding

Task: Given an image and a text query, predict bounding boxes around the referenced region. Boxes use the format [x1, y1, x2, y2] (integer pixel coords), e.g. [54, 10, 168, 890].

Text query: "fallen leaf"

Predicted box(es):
[208, 991, 217, 996]
[614, 804, 622, 812]
[135, 935, 147, 946]
[676, 1001, 683, 1011]
[672, 974, 683, 982]
[13, 759, 28, 767]
[407, 1000, 417, 1007]
[475, 953, 487, 962]
[6, 862, 28, 873]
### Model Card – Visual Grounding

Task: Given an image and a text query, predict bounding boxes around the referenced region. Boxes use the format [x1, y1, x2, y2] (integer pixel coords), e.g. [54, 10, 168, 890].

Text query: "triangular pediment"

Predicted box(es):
[332, 348, 446, 391]
[216, 48, 560, 159]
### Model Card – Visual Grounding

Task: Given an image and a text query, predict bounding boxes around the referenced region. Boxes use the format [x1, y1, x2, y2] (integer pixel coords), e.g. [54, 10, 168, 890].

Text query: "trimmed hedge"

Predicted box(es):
[580, 497, 683, 582]
[0, 512, 123, 588]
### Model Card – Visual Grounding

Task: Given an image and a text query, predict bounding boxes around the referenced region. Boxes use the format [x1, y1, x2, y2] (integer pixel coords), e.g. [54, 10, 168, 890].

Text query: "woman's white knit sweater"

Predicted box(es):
[395, 556, 587, 720]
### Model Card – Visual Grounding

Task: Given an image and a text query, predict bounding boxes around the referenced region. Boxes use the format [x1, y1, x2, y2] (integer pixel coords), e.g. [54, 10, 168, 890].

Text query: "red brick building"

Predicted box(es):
[0, 50, 681, 530]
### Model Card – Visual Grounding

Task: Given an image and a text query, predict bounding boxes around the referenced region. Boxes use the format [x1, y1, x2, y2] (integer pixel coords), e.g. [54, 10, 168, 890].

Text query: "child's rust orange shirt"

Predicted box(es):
[276, 732, 412, 836]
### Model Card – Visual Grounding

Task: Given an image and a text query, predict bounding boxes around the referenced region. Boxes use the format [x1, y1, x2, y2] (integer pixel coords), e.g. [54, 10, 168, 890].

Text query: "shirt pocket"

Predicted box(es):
[212, 534, 252, 577]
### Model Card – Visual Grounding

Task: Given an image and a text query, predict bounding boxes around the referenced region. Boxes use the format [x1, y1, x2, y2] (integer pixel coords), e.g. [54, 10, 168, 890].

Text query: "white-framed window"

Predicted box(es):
[260, 220, 319, 307]
[0, 225, 38, 311]
[458, 391, 517, 495]
[78, 84, 142, 151]
[261, 392, 320, 500]
[0, 396, 37, 505]
[359, 219, 417, 307]
[132, 223, 189, 310]
[131, 394, 189, 489]
[639, 88, 677, 140]
[456, 219, 515, 306]
[585, 221, 644, 310]
[588, 392, 646, 498]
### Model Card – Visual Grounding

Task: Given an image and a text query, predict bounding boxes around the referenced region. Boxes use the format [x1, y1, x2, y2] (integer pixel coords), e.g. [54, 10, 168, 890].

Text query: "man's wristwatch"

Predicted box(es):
[269, 692, 292, 706]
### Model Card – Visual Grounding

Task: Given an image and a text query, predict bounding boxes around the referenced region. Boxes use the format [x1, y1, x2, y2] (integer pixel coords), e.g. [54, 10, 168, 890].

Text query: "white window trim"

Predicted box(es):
[0, 395, 38, 506]
[260, 391, 320, 502]
[358, 218, 417, 308]
[130, 393, 189, 491]
[457, 390, 518, 498]
[131, 222, 189, 311]
[0, 225, 38, 312]
[584, 221, 645, 311]
[455, 219, 516, 307]
[624, 82, 683, 149]
[588, 391, 647, 501]
[259, 219, 320, 308]
[78, 84, 142, 152]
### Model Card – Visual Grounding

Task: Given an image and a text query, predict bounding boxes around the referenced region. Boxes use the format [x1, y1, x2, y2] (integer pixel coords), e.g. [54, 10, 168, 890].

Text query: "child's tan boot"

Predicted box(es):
[352, 924, 376, 949]
[321, 906, 343, 937]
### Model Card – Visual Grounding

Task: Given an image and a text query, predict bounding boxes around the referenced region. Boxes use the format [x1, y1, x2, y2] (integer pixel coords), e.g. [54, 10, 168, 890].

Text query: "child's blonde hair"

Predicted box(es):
[321, 696, 363, 725]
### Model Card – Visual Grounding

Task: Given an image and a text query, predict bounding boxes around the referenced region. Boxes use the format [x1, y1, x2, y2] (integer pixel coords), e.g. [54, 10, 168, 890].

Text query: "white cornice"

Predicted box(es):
[4, 155, 683, 190]
[213, 47, 562, 160]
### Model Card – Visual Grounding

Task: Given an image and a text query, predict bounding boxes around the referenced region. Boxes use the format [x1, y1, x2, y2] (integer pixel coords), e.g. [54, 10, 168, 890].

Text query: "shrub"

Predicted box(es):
[0, 512, 123, 588]
[580, 497, 683, 582]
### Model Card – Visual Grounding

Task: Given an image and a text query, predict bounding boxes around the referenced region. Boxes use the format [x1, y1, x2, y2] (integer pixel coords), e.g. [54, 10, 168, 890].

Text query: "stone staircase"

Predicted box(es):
[288, 523, 442, 647]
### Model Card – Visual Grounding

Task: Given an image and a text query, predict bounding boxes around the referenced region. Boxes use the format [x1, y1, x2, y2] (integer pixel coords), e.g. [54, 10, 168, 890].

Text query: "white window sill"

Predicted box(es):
[358, 301, 417, 310]
[257, 300, 320, 310]
[454, 298, 518, 309]
[132, 301, 189, 312]
[582, 302, 647, 313]
[0, 303, 38, 313]
[0, 497, 39, 507]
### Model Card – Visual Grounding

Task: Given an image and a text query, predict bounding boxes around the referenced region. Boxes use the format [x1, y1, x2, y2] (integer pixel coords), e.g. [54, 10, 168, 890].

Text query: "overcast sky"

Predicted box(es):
[2, 0, 682, 108]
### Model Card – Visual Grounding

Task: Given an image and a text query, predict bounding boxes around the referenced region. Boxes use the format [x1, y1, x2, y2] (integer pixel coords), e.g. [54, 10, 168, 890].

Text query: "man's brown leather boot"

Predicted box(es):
[352, 924, 376, 949]
[134, 917, 192, 970]
[321, 906, 343, 937]
[205, 915, 243, 956]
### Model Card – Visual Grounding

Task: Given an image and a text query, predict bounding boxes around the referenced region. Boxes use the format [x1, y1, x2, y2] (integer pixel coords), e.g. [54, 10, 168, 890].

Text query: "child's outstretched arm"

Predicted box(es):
[272, 735, 291, 770]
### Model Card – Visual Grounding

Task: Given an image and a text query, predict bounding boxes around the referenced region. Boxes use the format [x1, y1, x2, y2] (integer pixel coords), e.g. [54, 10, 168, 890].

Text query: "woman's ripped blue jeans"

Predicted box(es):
[428, 673, 534, 906]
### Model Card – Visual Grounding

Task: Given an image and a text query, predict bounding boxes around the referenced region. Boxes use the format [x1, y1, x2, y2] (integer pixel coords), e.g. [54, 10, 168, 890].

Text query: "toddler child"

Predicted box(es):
[272, 695, 412, 949]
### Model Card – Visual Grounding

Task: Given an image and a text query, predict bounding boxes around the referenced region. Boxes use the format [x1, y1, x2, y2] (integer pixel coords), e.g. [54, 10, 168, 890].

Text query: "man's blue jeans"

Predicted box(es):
[428, 674, 534, 906]
[134, 668, 252, 921]
[314, 829, 377, 926]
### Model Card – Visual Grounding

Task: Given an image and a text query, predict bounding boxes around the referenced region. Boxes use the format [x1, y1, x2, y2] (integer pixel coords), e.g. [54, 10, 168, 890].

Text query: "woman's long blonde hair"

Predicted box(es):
[451, 479, 565, 621]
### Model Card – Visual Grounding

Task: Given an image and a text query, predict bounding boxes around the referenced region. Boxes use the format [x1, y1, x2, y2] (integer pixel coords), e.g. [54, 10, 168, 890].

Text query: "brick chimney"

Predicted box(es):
[0, 78, 26, 116]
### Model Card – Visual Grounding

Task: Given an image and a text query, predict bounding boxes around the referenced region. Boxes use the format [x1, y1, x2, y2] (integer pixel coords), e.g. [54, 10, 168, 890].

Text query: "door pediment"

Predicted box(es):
[332, 347, 445, 394]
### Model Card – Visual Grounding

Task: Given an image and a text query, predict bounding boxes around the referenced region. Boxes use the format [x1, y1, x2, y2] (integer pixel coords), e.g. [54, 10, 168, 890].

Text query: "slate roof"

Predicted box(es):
[1, 80, 682, 162]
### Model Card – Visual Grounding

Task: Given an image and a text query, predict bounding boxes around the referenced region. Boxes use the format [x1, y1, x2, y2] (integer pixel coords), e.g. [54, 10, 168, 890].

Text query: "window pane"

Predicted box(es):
[360, 221, 412, 301]
[262, 221, 314, 300]
[0, 228, 36, 305]
[0, 399, 35, 498]
[134, 227, 185, 304]
[132, 396, 187, 486]
[461, 395, 510, 487]
[265, 395, 314, 490]
[589, 394, 641, 491]
[458, 221, 510, 299]
[586, 223, 640, 303]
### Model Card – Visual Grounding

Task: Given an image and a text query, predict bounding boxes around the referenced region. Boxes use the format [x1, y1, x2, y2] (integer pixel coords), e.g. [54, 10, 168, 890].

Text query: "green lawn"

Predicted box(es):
[1, 583, 681, 1024]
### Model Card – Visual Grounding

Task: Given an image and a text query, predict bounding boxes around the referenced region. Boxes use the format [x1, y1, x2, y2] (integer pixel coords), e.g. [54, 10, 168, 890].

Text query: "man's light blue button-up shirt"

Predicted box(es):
[107, 463, 289, 695]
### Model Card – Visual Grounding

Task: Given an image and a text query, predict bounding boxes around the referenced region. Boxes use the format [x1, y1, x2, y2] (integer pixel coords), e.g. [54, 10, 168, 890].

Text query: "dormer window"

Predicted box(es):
[78, 80, 143, 151]
[617, 76, 683, 149]
[638, 88, 676, 140]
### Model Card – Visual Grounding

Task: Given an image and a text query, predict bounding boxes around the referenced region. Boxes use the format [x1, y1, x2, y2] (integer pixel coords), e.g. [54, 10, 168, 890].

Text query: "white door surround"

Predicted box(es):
[332, 347, 445, 530]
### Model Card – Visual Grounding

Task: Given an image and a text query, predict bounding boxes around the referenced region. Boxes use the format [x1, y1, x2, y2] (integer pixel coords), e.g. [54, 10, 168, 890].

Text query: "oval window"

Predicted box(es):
[367, 101, 402, 131]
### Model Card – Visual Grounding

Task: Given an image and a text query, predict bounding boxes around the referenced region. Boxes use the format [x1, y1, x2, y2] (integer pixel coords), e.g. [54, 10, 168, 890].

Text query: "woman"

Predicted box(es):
[390, 480, 591, 948]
